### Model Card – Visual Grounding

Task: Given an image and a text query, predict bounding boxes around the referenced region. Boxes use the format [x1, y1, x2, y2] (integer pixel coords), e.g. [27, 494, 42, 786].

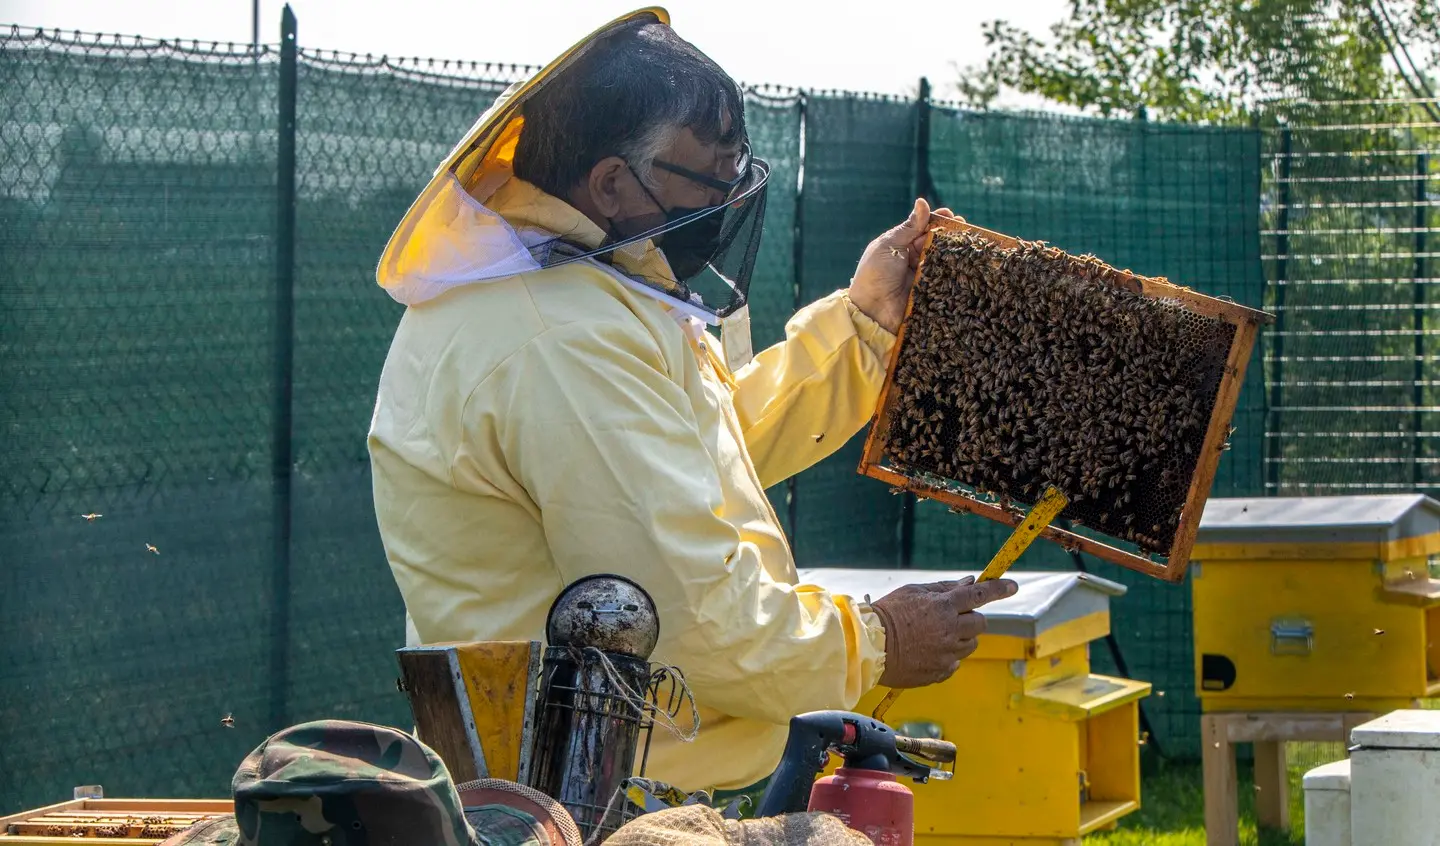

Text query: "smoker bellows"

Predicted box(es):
[860, 218, 1271, 581]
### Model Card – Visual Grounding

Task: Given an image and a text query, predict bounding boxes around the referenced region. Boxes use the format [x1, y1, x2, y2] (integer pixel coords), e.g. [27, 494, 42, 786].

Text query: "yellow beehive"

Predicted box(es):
[1192, 495, 1440, 713]
[800, 569, 1150, 846]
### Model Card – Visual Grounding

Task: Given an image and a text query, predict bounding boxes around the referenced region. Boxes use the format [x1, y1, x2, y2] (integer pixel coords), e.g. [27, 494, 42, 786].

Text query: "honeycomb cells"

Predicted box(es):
[883, 231, 1236, 554]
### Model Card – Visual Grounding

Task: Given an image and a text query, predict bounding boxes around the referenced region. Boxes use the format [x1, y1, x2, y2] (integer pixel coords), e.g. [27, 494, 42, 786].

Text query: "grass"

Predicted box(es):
[1083, 742, 1349, 846]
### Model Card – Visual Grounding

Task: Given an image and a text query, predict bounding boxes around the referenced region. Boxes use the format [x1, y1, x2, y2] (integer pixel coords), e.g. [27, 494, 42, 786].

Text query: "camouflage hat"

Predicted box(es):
[159, 720, 555, 846]
[231, 719, 482, 846]
[157, 817, 238, 846]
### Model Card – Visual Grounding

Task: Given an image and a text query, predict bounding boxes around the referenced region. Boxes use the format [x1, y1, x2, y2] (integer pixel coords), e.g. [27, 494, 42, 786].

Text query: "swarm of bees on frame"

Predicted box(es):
[138, 817, 186, 838]
[884, 230, 1236, 554]
[39, 824, 138, 837]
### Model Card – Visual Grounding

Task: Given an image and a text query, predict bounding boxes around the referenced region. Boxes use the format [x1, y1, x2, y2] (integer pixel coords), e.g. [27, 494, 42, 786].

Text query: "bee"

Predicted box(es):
[81, 513, 103, 521]
[812, 433, 825, 444]
[221, 713, 235, 729]
[146, 544, 160, 555]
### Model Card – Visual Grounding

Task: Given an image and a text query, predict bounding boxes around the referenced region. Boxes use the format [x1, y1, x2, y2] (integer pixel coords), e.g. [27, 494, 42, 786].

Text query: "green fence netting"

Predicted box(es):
[791, 94, 919, 569]
[2, 22, 1269, 811]
[739, 92, 803, 538]
[0, 33, 286, 808]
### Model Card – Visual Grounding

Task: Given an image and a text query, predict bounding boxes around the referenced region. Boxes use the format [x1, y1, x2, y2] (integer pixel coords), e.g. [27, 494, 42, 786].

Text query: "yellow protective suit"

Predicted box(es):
[369, 176, 891, 791]
[367, 7, 892, 792]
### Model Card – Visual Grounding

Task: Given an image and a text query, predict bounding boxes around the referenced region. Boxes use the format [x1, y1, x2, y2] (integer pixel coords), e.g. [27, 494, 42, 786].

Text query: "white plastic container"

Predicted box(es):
[1303, 759, 1352, 846]
[1349, 710, 1440, 846]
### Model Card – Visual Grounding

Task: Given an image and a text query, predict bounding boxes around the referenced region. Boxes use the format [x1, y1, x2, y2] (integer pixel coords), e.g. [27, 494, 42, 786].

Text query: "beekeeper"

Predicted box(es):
[368, 7, 1017, 794]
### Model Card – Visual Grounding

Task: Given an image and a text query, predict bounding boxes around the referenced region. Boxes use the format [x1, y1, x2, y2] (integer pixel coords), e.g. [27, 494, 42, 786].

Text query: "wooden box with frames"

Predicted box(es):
[858, 216, 1272, 582]
[0, 798, 231, 845]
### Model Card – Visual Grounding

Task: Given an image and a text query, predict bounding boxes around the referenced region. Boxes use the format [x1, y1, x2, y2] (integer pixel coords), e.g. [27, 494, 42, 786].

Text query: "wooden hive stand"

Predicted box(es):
[1200, 710, 1398, 846]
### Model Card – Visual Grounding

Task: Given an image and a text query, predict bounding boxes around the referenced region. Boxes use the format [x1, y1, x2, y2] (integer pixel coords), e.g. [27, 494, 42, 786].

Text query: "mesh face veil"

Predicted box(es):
[529, 154, 771, 321]
[374, 10, 773, 325]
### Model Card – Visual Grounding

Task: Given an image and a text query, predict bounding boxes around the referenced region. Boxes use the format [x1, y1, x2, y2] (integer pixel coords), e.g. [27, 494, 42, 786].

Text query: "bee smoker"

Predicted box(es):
[756, 711, 955, 846]
[526, 575, 674, 843]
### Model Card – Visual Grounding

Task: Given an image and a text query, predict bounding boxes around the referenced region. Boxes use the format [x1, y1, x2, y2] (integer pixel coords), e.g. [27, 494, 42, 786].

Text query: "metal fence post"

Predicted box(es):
[914, 76, 936, 201]
[1415, 152, 1429, 490]
[896, 78, 936, 569]
[270, 3, 298, 734]
[1267, 126, 1291, 495]
[787, 93, 806, 555]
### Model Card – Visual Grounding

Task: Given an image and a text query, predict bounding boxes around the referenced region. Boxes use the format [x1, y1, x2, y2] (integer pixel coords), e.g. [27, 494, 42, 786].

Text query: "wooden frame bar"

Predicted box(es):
[0, 799, 231, 846]
[858, 217, 1272, 582]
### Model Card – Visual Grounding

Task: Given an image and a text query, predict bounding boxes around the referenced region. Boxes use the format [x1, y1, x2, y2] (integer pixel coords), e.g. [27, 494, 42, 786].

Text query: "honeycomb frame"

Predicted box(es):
[858, 217, 1272, 583]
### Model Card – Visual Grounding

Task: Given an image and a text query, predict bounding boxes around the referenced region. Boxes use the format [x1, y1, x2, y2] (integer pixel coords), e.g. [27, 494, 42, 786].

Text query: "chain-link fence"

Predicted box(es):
[1261, 99, 1440, 496]
[0, 14, 1273, 811]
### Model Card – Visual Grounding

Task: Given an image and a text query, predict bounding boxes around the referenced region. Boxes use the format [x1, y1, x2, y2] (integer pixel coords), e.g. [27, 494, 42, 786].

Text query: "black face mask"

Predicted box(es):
[654, 207, 725, 280]
[607, 167, 726, 282]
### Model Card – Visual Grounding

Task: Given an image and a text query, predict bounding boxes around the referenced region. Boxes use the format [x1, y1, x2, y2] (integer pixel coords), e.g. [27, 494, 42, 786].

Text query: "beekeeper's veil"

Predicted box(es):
[375, 7, 770, 326]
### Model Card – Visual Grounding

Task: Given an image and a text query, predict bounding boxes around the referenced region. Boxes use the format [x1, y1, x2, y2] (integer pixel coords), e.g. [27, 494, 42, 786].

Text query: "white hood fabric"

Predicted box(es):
[378, 171, 720, 327]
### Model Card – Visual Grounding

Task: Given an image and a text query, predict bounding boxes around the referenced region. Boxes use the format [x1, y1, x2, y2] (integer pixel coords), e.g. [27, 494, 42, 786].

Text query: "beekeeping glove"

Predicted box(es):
[871, 576, 1017, 689]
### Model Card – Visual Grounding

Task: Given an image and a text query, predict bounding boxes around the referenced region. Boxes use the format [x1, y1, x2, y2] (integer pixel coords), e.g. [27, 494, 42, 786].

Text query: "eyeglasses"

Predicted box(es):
[650, 142, 754, 203]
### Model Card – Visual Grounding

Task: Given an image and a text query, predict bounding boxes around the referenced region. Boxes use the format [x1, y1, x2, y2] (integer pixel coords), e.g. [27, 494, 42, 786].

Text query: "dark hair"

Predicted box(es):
[512, 22, 746, 199]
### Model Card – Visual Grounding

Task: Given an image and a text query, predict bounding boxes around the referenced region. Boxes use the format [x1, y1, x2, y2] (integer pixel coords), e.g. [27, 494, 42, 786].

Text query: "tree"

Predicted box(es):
[958, 0, 1440, 123]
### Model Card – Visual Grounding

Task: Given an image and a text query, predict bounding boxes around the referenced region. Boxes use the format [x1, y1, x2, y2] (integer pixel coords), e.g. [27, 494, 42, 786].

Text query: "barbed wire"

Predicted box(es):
[296, 47, 540, 86]
[0, 22, 924, 104]
[2, 23, 272, 61]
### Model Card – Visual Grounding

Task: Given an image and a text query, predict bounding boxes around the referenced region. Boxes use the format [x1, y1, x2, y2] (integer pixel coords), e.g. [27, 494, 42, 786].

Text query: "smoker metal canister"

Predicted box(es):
[530, 650, 655, 838]
[528, 575, 662, 842]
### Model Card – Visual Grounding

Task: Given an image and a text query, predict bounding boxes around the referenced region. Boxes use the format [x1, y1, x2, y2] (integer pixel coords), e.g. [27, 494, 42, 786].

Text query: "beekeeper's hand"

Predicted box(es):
[847, 198, 955, 334]
[870, 576, 1017, 689]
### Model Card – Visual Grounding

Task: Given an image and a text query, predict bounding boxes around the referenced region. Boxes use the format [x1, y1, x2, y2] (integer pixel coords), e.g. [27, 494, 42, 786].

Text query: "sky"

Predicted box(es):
[2, 0, 1068, 103]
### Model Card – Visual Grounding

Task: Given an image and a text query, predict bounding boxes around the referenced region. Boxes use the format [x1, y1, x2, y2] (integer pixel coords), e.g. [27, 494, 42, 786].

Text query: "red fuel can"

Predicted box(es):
[807, 767, 914, 846]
